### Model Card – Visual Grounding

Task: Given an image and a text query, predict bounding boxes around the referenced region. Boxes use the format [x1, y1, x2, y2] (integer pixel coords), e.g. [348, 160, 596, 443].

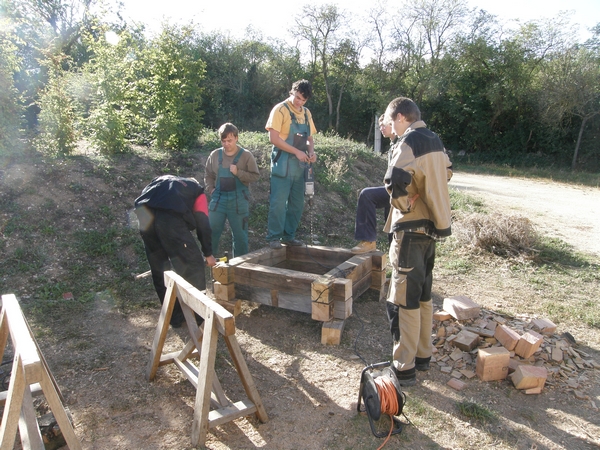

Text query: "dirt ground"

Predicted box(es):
[449, 173, 600, 258]
[2, 156, 600, 450]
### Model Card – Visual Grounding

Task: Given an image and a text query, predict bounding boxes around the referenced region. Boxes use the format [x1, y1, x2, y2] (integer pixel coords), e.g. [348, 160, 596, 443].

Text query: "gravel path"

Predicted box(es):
[450, 172, 600, 258]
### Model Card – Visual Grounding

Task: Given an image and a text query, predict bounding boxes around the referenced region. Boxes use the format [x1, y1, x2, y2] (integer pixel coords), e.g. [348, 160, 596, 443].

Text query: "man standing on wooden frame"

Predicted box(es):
[265, 79, 318, 249]
[383, 97, 453, 386]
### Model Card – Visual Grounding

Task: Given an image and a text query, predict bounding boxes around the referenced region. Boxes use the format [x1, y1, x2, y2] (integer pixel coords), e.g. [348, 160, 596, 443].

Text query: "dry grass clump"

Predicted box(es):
[452, 212, 539, 258]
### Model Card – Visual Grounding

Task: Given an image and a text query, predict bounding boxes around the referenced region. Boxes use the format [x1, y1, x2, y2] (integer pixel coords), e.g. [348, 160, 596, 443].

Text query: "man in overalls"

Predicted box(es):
[265, 79, 318, 249]
[205, 123, 260, 257]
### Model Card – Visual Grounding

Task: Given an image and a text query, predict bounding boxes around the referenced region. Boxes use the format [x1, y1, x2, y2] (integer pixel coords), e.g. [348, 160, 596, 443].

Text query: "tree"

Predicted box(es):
[81, 26, 146, 153]
[140, 24, 206, 150]
[294, 4, 346, 131]
[539, 45, 600, 169]
[0, 23, 22, 153]
[390, 0, 469, 102]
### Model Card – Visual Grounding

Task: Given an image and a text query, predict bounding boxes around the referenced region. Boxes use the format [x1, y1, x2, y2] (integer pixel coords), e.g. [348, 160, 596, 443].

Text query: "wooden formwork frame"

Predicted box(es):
[146, 271, 267, 448]
[0, 294, 81, 450]
[211, 245, 388, 345]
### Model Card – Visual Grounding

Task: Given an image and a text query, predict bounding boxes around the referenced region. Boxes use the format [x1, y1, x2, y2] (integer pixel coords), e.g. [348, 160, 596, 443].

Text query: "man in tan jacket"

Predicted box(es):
[383, 97, 452, 386]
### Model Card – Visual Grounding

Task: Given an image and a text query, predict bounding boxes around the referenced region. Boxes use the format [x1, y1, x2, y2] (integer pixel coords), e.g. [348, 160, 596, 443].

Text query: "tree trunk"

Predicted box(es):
[335, 86, 344, 131]
[571, 116, 588, 170]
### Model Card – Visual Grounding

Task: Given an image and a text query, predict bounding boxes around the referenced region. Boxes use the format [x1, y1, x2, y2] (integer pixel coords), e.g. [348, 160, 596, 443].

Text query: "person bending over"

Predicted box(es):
[134, 175, 217, 327]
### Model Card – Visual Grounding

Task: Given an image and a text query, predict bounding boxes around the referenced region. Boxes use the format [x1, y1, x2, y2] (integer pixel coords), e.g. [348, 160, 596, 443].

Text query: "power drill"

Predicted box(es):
[304, 163, 315, 199]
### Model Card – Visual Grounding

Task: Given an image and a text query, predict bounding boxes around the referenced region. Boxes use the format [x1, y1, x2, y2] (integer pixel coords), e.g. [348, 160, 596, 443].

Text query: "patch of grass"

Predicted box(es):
[74, 227, 119, 257]
[438, 256, 473, 274]
[249, 202, 269, 231]
[3, 246, 46, 273]
[535, 237, 590, 267]
[456, 399, 496, 423]
[449, 188, 487, 213]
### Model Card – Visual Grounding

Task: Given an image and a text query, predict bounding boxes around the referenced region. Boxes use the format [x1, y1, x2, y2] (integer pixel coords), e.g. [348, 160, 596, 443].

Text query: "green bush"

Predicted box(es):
[34, 55, 78, 156]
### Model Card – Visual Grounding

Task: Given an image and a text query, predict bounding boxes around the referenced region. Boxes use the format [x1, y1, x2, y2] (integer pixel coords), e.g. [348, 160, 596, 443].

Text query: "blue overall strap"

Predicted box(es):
[282, 102, 309, 132]
[218, 148, 243, 165]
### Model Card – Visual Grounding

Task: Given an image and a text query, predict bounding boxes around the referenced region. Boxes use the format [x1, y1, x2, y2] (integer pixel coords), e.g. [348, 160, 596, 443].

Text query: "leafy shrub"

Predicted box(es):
[34, 55, 78, 156]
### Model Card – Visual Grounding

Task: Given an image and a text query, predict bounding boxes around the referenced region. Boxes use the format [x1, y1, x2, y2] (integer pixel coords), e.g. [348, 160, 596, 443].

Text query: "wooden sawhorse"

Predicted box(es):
[146, 271, 268, 447]
[0, 293, 81, 450]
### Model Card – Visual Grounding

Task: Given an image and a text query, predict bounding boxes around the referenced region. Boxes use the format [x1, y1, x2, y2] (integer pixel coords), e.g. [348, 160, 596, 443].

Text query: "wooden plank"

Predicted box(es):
[324, 254, 372, 283]
[211, 263, 235, 284]
[443, 296, 481, 320]
[235, 284, 311, 314]
[234, 262, 319, 295]
[0, 310, 8, 374]
[495, 325, 520, 351]
[208, 400, 258, 428]
[146, 277, 178, 381]
[214, 299, 242, 317]
[159, 351, 199, 366]
[0, 353, 26, 450]
[191, 311, 219, 447]
[447, 378, 467, 391]
[476, 347, 510, 381]
[213, 281, 235, 301]
[0, 383, 42, 405]
[311, 301, 333, 321]
[531, 318, 557, 335]
[514, 331, 543, 359]
[18, 383, 45, 450]
[169, 272, 235, 337]
[285, 245, 353, 267]
[370, 251, 388, 271]
[331, 278, 352, 302]
[333, 297, 352, 320]
[3, 295, 43, 383]
[452, 330, 480, 352]
[228, 247, 286, 267]
[311, 277, 332, 304]
[511, 365, 548, 390]
[370, 269, 387, 289]
[38, 366, 82, 450]
[273, 260, 330, 275]
[352, 271, 372, 299]
[321, 320, 345, 345]
[224, 334, 268, 423]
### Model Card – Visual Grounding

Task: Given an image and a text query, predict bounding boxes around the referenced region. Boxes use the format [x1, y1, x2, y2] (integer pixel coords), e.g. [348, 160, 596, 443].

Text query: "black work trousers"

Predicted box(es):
[139, 208, 206, 325]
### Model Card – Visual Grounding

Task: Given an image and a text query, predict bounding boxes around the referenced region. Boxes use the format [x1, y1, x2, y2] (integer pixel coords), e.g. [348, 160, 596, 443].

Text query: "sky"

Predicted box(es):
[120, 0, 599, 43]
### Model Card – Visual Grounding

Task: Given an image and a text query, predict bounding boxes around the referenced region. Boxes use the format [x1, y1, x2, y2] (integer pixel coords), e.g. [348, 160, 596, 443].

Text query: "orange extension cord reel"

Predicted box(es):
[356, 361, 407, 439]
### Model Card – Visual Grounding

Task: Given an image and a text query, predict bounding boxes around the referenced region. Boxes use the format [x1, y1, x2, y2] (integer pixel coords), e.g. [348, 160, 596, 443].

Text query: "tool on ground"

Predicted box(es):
[357, 361, 406, 441]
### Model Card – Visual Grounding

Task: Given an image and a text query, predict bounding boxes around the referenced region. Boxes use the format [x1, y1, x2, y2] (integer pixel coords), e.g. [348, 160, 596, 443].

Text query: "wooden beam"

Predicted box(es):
[285, 245, 353, 267]
[235, 284, 312, 314]
[321, 320, 345, 345]
[169, 272, 235, 337]
[273, 260, 330, 275]
[234, 263, 319, 295]
[228, 247, 286, 267]
[324, 254, 372, 284]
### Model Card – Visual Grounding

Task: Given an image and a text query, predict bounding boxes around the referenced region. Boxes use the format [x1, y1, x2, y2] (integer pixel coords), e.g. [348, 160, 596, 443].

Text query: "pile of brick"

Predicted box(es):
[431, 295, 599, 408]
